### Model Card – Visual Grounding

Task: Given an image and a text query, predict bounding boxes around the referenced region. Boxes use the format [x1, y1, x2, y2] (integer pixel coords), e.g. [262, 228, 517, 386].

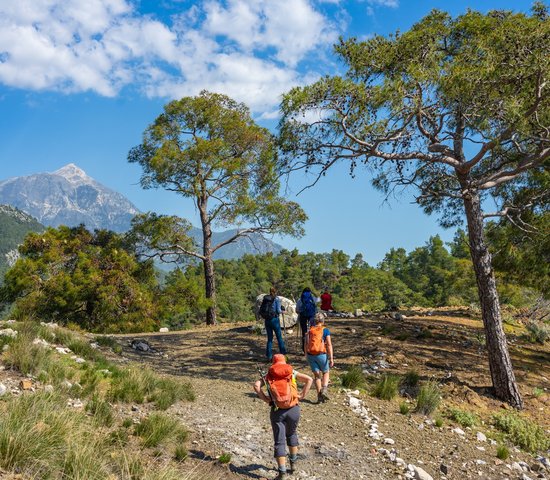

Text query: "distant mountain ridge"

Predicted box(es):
[0, 205, 44, 280]
[0, 165, 282, 260]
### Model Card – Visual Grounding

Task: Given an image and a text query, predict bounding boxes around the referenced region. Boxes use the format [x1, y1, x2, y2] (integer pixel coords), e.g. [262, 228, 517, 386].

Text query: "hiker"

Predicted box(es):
[305, 312, 334, 403]
[296, 287, 317, 352]
[259, 287, 286, 360]
[253, 354, 313, 480]
[320, 288, 333, 312]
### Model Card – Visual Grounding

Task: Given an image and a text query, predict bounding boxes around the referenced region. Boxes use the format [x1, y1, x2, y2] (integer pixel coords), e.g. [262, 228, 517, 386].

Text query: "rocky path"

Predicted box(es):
[114, 318, 549, 480]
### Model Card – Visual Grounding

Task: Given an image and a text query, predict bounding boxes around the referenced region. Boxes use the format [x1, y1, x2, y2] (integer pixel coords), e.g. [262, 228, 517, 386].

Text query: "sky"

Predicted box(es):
[0, 0, 535, 265]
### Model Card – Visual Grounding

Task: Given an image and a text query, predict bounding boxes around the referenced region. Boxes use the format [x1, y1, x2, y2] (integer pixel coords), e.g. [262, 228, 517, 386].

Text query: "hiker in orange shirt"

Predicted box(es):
[305, 312, 334, 403]
[254, 354, 313, 480]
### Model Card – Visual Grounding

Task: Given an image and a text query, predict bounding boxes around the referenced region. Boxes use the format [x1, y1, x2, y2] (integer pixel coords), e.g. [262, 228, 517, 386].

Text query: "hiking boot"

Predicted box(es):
[289, 455, 298, 472]
[317, 391, 324, 403]
[275, 470, 287, 480]
[321, 387, 330, 402]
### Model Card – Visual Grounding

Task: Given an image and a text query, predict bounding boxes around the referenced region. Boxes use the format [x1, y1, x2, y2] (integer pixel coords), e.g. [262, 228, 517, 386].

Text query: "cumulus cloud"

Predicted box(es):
[0, 0, 339, 113]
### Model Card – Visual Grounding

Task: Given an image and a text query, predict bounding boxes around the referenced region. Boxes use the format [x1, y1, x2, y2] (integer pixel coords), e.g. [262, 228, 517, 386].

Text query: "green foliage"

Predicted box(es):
[402, 370, 420, 388]
[399, 402, 410, 415]
[134, 413, 187, 448]
[109, 366, 158, 404]
[448, 408, 478, 428]
[415, 381, 441, 415]
[533, 387, 545, 398]
[174, 445, 188, 462]
[2, 226, 159, 332]
[218, 453, 231, 464]
[493, 412, 550, 452]
[86, 395, 114, 427]
[151, 378, 196, 410]
[435, 417, 444, 428]
[496, 445, 510, 460]
[371, 375, 399, 400]
[340, 365, 366, 389]
[525, 321, 550, 344]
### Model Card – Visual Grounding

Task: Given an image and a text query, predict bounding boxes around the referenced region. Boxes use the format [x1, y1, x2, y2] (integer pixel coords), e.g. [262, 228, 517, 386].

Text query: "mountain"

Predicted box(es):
[0, 205, 44, 280]
[0, 164, 282, 260]
[0, 164, 139, 233]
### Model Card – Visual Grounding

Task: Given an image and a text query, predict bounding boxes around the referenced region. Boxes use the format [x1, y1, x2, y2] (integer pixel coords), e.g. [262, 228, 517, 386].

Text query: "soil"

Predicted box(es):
[109, 310, 550, 480]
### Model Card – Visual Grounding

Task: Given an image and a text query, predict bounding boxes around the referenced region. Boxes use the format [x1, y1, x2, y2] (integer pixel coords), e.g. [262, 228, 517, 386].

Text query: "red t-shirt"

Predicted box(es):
[320, 292, 332, 311]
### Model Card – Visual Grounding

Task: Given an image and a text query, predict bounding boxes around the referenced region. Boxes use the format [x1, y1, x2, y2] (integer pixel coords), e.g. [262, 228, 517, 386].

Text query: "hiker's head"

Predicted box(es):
[315, 312, 326, 324]
[272, 354, 286, 365]
[270, 287, 277, 296]
[302, 287, 311, 295]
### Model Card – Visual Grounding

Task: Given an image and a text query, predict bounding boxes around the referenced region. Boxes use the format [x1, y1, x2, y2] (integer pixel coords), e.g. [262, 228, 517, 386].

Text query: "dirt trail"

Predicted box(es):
[112, 315, 550, 480]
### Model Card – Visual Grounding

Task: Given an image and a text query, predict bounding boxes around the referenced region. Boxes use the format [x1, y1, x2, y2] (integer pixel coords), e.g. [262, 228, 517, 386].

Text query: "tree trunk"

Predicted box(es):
[461, 186, 523, 408]
[199, 199, 217, 326]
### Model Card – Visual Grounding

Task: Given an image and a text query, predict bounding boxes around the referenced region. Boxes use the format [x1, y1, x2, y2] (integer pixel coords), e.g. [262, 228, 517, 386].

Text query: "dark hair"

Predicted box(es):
[302, 287, 311, 294]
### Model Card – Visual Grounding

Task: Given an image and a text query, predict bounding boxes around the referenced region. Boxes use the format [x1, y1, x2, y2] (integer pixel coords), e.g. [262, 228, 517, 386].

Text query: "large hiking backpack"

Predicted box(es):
[267, 363, 298, 409]
[301, 291, 316, 318]
[307, 324, 327, 355]
[259, 295, 277, 320]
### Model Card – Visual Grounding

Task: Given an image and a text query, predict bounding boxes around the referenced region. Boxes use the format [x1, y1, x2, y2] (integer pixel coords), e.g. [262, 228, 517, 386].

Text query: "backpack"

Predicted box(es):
[307, 325, 327, 355]
[267, 363, 298, 409]
[259, 295, 277, 320]
[301, 291, 316, 318]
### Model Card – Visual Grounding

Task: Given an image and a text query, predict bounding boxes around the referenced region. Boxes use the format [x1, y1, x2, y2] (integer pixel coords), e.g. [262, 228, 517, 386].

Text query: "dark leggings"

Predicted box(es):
[299, 315, 314, 352]
[270, 405, 300, 457]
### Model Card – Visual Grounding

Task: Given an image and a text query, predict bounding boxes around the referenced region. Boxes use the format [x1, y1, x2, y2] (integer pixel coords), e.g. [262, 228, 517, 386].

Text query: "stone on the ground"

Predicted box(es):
[159, 327, 169, 332]
[130, 339, 151, 352]
[44, 384, 54, 393]
[0, 383, 7, 396]
[476, 431, 487, 442]
[56, 347, 71, 354]
[408, 464, 433, 480]
[20, 379, 32, 390]
[0, 328, 18, 338]
[32, 338, 50, 348]
[384, 438, 395, 445]
[440, 464, 449, 475]
[452, 427, 465, 435]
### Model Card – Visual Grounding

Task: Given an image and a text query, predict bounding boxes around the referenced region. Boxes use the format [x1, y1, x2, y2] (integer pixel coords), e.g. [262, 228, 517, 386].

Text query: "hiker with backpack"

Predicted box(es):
[305, 312, 334, 403]
[253, 354, 313, 480]
[296, 287, 318, 352]
[259, 287, 287, 360]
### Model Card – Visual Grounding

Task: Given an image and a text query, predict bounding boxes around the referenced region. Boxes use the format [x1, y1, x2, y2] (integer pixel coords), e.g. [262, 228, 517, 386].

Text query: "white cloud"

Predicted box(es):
[0, 0, 339, 114]
[367, 0, 399, 8]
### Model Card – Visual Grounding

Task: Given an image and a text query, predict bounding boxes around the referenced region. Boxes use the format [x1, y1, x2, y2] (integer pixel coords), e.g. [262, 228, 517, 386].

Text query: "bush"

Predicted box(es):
[134, 413, 187, 448]
[448, 408, 478, 428]
[174, 445, 188, 462]
[341, 366, 366, 389]
[399, 402, 410, 415]
[525, 321, 549, 344]
[435, 417, 444, 428]
[371, 375, 399, 401]
[401, 369, 420, 388]
[493, 412, 550, 452]
[109, 366, 158, 404]
[218, 453, 231, 464]
[151, 378, 195, 410]
[415, 381, 441, 415]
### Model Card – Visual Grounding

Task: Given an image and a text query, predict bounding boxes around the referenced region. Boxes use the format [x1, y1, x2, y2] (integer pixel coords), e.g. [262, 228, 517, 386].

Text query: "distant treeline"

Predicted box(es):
[0, 225, 544, 333]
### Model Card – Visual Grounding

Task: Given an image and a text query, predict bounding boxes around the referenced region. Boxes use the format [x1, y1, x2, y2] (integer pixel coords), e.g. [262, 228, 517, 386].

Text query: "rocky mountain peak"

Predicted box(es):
[53, 163, 93, 185]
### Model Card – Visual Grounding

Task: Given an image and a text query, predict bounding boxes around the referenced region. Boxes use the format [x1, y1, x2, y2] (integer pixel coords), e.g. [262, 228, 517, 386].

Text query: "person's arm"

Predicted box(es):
[275, 297, 282, 315]
[253, 379, 272, 404]
[295, 371, 313, 401]
[326, 334, 334, 367]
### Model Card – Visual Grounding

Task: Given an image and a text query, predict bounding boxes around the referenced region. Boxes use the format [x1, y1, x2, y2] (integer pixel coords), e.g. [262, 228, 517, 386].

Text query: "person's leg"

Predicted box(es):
[285, 405, 301, 471]
[299, 315, 307, 352]
[271, 409, 288, 477]
[320, 354, 330, 400]
[273, 317, 286, 354]
[265, 319, 274, 360]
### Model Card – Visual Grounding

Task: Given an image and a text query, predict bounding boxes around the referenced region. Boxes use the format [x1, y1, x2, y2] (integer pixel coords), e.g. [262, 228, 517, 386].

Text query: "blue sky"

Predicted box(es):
[0, 0, 535, 265]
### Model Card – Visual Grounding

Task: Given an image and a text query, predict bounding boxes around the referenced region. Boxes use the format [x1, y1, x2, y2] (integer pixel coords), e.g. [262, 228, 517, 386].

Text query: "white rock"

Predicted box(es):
[520, 475, 533, 480]
[512, 462, 524, 472]
[384, 438, 395, 445]
[349, 390, 361, 396]
[407, 464, 433, 480]
[348, 396, 362, 408]
[0, 383, 7, 396]
[476, 446, 485, 451]
[476, 431, 487, 442]
[74, 357, 86, 364]
[56, 347, 71, 355]
[32, 338, 50, 348]
[475, 460, 486, 465]
[452, 427, 465, 435]
[0, 328, 18, 338]
[44, 385, 54, 393]
[159, 327, 169, 333]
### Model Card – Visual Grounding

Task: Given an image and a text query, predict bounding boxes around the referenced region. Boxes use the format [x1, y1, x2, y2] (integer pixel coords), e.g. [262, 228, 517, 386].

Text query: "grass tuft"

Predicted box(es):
[371, 374, 399, 401]
[448, 408, 478, 428]
[415, 381, 441, 415]
[496, 444, 510, 460]
[340, 366, 366, 389]
[399, 402, 410, 415]
[134, 413, 187, 448]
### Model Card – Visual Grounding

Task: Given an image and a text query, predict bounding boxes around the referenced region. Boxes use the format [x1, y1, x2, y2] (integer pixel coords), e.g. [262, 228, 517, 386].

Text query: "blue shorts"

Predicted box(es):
[307, 353, 329, 373]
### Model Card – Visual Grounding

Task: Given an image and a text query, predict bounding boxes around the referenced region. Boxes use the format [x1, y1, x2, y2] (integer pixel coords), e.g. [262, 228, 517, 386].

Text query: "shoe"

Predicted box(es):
[321, 387, 330, 402]
[289, 455, 298, 472]
[317, 391, 324, 403]
[275, 471, 287, 480]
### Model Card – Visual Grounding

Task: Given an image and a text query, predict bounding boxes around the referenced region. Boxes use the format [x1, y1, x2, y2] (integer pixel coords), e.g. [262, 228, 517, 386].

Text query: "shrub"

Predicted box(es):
[109, 366, 157, 404]
[402, 369, 420, 388]
[435, 417, 444, 428]
[174, 445, 188, 462]
[415, 381, 441, 415]
[341, 366, 366, 389]
[371, 375, 399, 401]
[448, 408, 478, 428]
[395, 332, 410, 341]
[533, 387, 544, 398]
[134, 413, 187, 448]
[399, 402, 410, 415]
[525, 321, 549, 344]
[218, 453, 231, 464]
[381, 324, 395, 335]
[493, 412, 550, 452]
[496, 445, 510, 460]
[417, 328, 433, 340]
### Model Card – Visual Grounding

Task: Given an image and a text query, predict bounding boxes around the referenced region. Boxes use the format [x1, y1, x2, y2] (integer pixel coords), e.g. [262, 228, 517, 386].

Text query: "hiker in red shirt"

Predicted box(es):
[254, 355, 313, 480]
[320, 288, 333, 312]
